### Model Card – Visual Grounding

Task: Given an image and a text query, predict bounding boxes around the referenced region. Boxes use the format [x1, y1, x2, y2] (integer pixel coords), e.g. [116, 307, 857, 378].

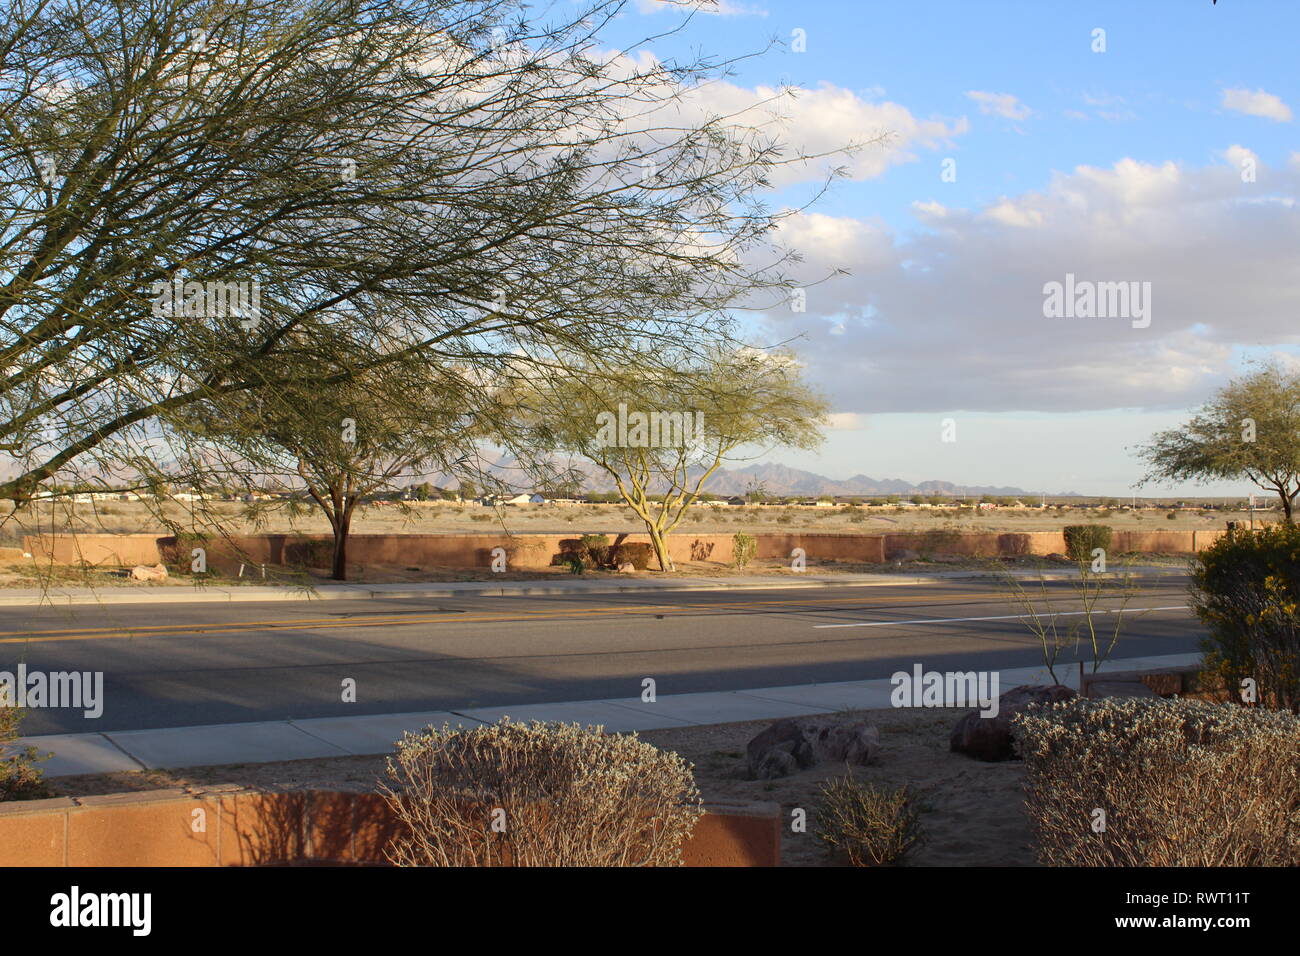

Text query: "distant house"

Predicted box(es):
[725, 495, 748, 506]
[492, 493, 545, 506]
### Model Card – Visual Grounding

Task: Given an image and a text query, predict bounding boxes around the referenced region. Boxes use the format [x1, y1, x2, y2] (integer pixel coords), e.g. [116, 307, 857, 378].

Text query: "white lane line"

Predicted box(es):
[813, 605, 1190, 630]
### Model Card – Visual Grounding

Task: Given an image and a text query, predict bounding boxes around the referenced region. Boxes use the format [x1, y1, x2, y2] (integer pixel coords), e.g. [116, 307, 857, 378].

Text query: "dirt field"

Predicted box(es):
[0, 497, 1266, 547]
[44, 706, 1036, 867]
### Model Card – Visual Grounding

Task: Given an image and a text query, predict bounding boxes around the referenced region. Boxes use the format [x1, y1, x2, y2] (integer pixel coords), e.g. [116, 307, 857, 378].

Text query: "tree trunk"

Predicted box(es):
[331, 508, 352, 580]
[1283, 493, 1294, 524]
[647, 525, 674, 572]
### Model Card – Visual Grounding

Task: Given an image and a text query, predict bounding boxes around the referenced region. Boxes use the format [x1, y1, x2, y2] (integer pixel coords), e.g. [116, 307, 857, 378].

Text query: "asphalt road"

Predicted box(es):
[1, 578, 1202, 735]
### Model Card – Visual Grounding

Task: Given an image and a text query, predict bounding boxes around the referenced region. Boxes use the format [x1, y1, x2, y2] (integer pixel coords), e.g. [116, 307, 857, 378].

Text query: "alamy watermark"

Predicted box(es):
[50, 886, 150, 936]
[0, 664, 103, 718]
[151, 275, 261, 328]
[1042, 273, 1151, 328]
[890, 664, 1000, 717]
[594, 403, 704, 449]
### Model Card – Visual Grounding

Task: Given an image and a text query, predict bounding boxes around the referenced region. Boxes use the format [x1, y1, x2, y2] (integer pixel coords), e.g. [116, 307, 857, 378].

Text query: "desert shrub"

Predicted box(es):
[815, 772, 921, 866]
[1166, 511, 1177, 520]
[732, 532, 756, 569]
[1192, 523, 1300, 711]
[1015, 696, 1300, 866]
[612, 542, 654, 570]
[1063, 524, 1112, 562]
[0, 706, 49, 802]
[381, 720, 703, 866]
[579, 534, 611, 569]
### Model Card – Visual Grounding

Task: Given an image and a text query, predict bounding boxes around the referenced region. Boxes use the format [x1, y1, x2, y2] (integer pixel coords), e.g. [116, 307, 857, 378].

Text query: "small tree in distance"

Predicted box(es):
[513, 347, 827, 571]
[1136, 363, 1300, 522]
[184, 363, 482, 580]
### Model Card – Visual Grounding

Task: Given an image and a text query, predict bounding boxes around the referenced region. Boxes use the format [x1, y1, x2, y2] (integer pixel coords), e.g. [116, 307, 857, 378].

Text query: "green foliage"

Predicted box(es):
[1191, 523, 1300, 711]
[732, 532, 757, 569]
[1016, 697, 1300, 866]
[1063, 524, 1112, 562]
[1137, 363, 1300, 519]
[579, 534, 611, 569]
[1, 706, 49, 802]
[815, 772, 922, 866]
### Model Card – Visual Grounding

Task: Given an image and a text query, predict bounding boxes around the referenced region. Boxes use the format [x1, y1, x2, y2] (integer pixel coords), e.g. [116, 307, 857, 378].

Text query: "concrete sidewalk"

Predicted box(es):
[0, 566, 1190, 608]
[17, 651, 1203, 777]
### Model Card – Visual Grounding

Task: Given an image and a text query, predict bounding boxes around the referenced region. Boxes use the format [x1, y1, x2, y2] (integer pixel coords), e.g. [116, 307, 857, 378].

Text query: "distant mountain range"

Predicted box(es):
[449, 458, 1077, 498]
[652, 462, 1075, 498]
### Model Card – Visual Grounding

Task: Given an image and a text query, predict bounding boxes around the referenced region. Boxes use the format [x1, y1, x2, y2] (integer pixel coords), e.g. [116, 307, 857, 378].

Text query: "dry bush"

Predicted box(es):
[0, 706, 49, 802]
[815, 771, 922, 866]
[381, 719, 703, 866]
[1016, 697, 1300, 866]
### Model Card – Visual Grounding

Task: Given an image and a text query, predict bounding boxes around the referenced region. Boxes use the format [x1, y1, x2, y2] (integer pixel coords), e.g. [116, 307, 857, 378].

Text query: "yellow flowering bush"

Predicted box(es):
[1192, 523, 1300, 711]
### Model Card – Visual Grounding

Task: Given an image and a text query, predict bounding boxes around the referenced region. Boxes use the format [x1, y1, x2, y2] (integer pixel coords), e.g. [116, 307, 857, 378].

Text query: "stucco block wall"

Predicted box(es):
[0, 788, 780, 867]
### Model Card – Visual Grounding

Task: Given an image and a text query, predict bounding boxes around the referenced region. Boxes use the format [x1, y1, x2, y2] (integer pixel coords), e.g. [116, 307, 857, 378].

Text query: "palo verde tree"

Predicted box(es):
[512, 347, 827, 571]
[1136, 364, 1300, 522]
[180, 359, 485, 580]
[0, 0, 851, 512]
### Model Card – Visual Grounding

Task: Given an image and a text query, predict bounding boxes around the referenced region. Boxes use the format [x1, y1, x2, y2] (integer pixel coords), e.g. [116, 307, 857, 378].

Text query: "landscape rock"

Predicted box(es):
[746, 715, 881, 780]
[949, 683, 1075, 762]
[130, 563, 168, 582]
[616, 562, 636, 573]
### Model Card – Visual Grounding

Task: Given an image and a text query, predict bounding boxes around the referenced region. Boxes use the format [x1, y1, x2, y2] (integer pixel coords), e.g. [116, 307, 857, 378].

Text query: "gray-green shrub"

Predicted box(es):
[1015, 696, 1300, 866]
[381, 719, 703, 866]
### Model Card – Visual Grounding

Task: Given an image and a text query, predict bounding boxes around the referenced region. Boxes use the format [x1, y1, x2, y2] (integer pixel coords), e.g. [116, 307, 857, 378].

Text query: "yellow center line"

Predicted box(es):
[0, 588, 1110, 644]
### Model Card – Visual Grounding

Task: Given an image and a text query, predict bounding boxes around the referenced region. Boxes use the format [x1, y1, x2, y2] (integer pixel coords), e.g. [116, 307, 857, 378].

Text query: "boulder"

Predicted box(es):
[746, 715, 881, 780]
[616, 562, 636, 573]
[130, 563, 169, 582]
[949, 683, 1075, 762]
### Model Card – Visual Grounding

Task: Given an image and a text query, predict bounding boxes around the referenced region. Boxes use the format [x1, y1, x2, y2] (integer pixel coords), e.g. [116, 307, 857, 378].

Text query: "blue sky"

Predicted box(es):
[603, 0, 1300, 496]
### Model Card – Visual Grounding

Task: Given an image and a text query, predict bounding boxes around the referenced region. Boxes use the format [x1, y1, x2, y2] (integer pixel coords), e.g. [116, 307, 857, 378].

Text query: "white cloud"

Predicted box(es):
[825, 412, 865, 430]
[965, 90, 1030, 121]
[1221, 87, 1293, 122]
[759, 154, 1300, 415]
[679, 81, 967, 185]
[634, 0, 767, 16]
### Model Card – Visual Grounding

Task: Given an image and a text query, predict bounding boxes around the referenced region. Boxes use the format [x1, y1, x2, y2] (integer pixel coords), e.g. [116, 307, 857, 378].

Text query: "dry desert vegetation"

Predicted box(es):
[46, 705, 1033, 867]
[0, 496, 1259, 543]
